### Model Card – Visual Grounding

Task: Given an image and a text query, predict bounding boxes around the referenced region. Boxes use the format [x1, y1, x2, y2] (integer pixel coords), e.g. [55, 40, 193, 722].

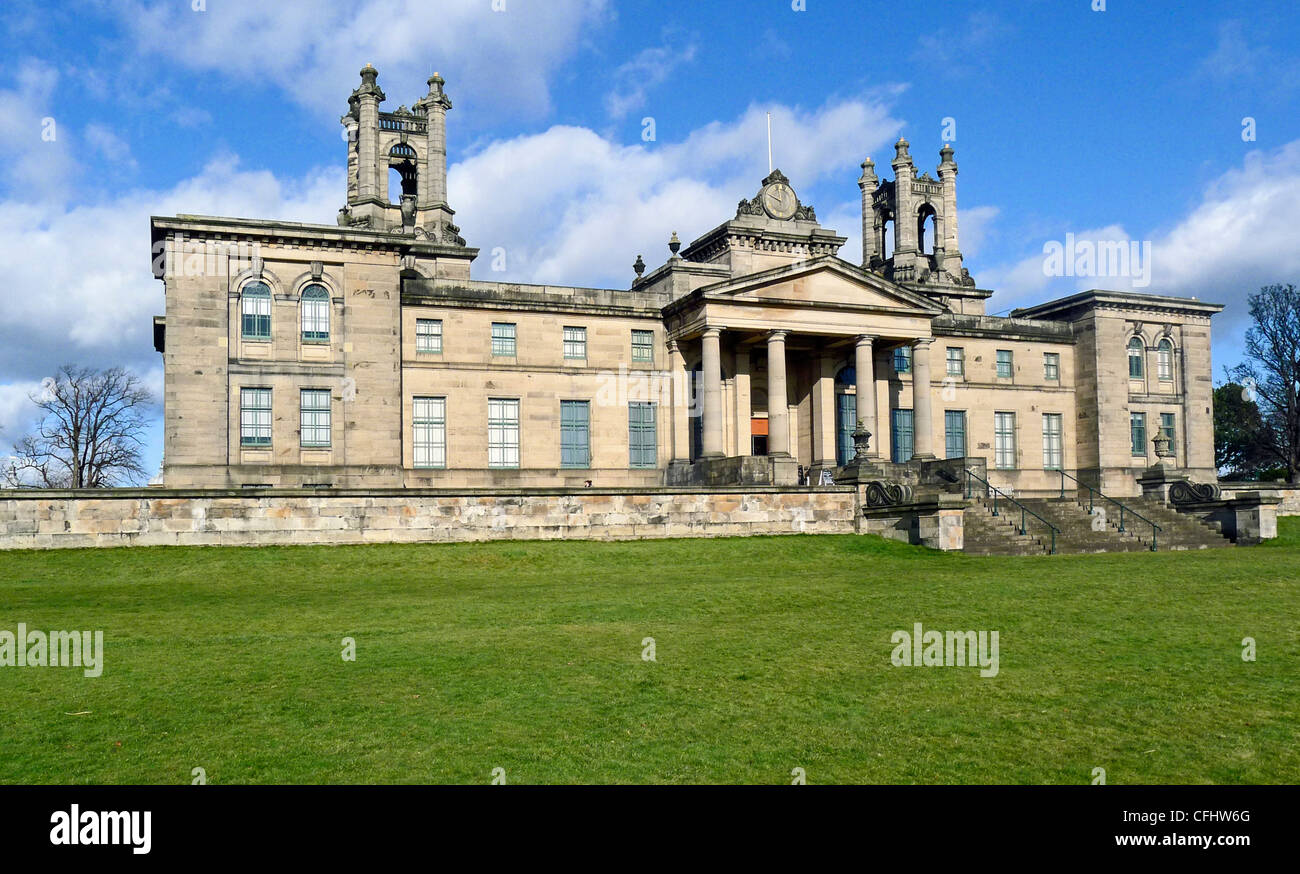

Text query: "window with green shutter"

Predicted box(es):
[629, 402, 657, 468]
[1130, 412, 1147, 456]
[631, 330, 654, 363]
[1160, 412, 1176, 453]
[944, 410, 966, 459]
[560, 400, 590, 468]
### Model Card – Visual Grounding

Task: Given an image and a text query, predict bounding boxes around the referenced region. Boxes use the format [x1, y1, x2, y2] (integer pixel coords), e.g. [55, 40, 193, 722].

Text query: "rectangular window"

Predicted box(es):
[996, 349, 1013, 379]
[1042, 413, 1063, 470]
[239, 388, 272, 446]
[488, 398, 520, 468]
[1160, 412, 1176, 454]
[563, 326, 587, 360]
[241, 293, 271, 340]
[893, 346, 912, 374]
[629, 402, 657, 468]
[491, 322, 516, 357]
[994, 412, 1017, 469]
[944, 410, 967, 459]
[1130, 412, 1147, 456]
[1044, 352, 1060, 381]
[560, 400, 590, 468]
[946, 347, 964, 377]
[413, 397, 446, 469]
[299, 389, 331, 448]
[891, 409, 914, 463]
[416, 319, 443, 354]
[631, 330, 654, 363]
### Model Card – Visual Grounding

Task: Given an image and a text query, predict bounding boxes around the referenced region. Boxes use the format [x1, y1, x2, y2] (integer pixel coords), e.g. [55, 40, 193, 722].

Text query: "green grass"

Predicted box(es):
[2, 520, 1299, 785]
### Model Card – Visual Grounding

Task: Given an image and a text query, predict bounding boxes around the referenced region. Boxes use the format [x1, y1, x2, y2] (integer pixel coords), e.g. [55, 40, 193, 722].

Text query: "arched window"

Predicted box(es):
[1157, 338, 1174, 381]
[301, 284, 330, 343]
[241, 281, 271, 340]
[1127, 337, 1144, 379]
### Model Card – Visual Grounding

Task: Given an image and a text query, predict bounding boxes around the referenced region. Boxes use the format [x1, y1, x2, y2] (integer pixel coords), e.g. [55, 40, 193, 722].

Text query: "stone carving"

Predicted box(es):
[863, 480, 915, 507]
[1169, 480, 1220, 504]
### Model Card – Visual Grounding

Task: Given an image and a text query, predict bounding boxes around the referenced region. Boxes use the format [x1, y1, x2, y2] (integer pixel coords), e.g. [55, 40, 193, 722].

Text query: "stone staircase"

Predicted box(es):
[962, 494, 1234, 555]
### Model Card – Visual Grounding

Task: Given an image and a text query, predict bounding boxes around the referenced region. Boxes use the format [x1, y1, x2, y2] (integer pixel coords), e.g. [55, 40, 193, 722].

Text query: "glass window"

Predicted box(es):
[560, 400, 590, 468]
[488, 398, 520, 468]
[944, 410, 967, 459]
[946, 347, 964, 377]
[300, 389, 331, 447]
[241, 282, 271, 340]
[1130, 412, 1147, 456]
[891, 409, 914, 463]
[239, 388, 272, 446]
[416, 319, 442, 354]
[893, 346, 912, 374]
[1042, 413, 1063, 470]
[413, 396, 446, 469]
[1160, 412, 1176, 453]
[994, 412, 1016, 469]
[563, 326, 587, 360]
[300, 284, 330, 343]
[491, 322, 516, 357]
[1044, 352, 1060, 381]
[996, 349, 1013, 378]
[631, 330, 654, 363]
[1128, 337, 1144, 378]
[629, 402, 657, 468]
[1157, 339, 1174, 380]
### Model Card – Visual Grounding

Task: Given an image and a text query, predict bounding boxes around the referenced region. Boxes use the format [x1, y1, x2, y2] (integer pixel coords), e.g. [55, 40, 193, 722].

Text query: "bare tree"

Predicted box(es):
[3, 365, 154, 489]
[1227, 284, 1300, 483]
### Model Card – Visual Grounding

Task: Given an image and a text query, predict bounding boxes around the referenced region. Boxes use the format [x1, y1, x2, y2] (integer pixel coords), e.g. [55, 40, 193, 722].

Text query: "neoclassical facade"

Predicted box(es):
[150, 67, 1222, 496]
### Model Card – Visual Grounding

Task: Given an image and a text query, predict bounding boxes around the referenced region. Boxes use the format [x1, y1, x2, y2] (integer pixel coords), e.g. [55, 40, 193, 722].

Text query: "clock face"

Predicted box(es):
[762, 182, 797, 220]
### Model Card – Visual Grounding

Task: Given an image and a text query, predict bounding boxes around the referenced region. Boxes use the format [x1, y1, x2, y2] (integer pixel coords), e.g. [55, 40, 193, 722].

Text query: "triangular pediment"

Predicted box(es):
[697, 256, 946, 315]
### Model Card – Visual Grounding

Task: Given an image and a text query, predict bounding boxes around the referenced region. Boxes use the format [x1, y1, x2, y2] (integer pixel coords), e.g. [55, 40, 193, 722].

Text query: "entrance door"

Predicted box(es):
[836, 393, 857, 465]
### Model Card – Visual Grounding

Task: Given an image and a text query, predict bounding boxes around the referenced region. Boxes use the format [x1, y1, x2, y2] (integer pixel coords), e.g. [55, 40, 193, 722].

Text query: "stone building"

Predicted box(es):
[150, 66, 1222, 497]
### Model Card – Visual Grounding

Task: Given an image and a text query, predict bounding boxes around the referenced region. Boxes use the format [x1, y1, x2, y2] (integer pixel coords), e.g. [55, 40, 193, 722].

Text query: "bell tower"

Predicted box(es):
[860, 139, 984, 311]
[337, 64, 465, 245]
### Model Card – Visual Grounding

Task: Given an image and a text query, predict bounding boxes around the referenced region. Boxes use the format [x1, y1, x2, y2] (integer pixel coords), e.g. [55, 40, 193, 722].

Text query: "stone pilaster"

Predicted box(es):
[912, 338, 935, 460]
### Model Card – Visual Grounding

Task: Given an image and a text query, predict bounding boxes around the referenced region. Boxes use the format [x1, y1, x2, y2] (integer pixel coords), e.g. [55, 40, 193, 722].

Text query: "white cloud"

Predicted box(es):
[604, 34, 698, 119]
[450, 91, 905, 287]
[0, 60, 76, 202]
[122, 0, 610, 120]
[84, 123, 137, 172]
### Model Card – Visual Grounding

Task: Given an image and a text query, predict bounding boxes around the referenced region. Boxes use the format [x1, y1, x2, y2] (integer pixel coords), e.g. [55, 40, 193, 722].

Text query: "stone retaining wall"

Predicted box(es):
[0, 487, 859, 550]
[1219, 483, 1300, 516]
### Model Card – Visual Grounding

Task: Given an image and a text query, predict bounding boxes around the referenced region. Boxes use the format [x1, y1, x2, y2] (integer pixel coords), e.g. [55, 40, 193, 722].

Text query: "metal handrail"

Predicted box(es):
[1058, 469, 1160, 551]
[964, 469, 1059, 555]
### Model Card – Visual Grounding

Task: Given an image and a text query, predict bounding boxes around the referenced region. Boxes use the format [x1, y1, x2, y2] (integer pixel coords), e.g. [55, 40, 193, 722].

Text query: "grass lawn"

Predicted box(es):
[1, 520, 1298, 785]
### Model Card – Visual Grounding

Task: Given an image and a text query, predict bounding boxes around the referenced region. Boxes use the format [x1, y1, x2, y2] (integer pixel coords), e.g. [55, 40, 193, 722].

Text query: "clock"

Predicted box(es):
[761, 182, 797, 220]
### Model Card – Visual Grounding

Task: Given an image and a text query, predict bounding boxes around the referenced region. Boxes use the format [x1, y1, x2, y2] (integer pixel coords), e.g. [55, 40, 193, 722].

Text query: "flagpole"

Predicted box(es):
[766, 112, 773, 173]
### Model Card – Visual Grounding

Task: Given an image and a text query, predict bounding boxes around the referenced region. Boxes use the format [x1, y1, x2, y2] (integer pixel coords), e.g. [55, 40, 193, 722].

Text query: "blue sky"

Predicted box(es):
[1, 0, 1298, 478]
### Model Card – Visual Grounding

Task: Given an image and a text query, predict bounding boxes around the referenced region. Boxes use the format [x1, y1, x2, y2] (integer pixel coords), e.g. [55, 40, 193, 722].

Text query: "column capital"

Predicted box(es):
[666, 338, 680, 353]
[766, 329, 789, 342]
[701, 326, 724, 339]
[854, 334, 877, 347]
[912, 337, 935, 348]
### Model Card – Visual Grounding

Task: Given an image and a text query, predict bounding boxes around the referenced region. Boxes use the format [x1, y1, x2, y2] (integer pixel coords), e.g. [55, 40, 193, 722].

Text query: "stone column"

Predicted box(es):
[912, 338, 935, 460]
[812, 354, 836, 467]
[767, 330, 790, 457]
[854, 335, 877, 456]
[734, 349, 751, 457]
[700, 327, 725, 458]
[668, 340, 690, 465]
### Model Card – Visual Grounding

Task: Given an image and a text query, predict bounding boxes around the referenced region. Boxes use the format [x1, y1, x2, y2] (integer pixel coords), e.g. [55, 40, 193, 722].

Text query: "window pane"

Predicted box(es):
[301, 287, 329, 342]
[241, 282, 271, 339]
[1160, 412, 1176, 453]
[1044, 352, 1059, 381]
[1130, 413, 1146, 456]
[563, 326, 587, 360]
[944, 410, 966, 459]
[631, 330, 654, 362]
[240, 387, 272, 446]
[491, 323, 517, 357]
[629, 402, 657, 468]
[413, 396, 446, 468]
[891, 409, 914, 463]
[894, 346, 912, 374]
[1128, 338, 1144, 378]
[488, 398, 520, 467]
[994, 412, 1016, 469]
[996, 350, 1013, 378]
[560, 400, 590, 468]
[416, 319, 443, 353]
[946, 347, 963, 376]
[1157, 341, 1173, 380]
[300, 389, 331, 447]
[1041, 413, 1062, 470]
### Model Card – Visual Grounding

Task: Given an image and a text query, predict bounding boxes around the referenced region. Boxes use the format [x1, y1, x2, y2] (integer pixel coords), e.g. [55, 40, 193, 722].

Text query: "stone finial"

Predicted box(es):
[668, 232, 681, 256]
[633, 254, 646, 278]
[859, 157, 877, 186]
[893, 137, 912, 163]
[418, 71, 452, 111]
[359, 64, 379, 88]
[939, 143, 956, 168]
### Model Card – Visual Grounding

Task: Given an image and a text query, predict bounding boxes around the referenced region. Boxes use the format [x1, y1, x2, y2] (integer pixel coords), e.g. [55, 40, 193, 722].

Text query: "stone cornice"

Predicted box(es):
[931, 312, 1075, 343]
[1011, 289, 1225, 321]
[403, 279, 667, 318]
[151, 215, 478, 260]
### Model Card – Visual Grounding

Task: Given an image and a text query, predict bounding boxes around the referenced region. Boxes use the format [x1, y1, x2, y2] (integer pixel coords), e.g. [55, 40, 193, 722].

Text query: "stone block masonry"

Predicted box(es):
[0, 487, 859, 550]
